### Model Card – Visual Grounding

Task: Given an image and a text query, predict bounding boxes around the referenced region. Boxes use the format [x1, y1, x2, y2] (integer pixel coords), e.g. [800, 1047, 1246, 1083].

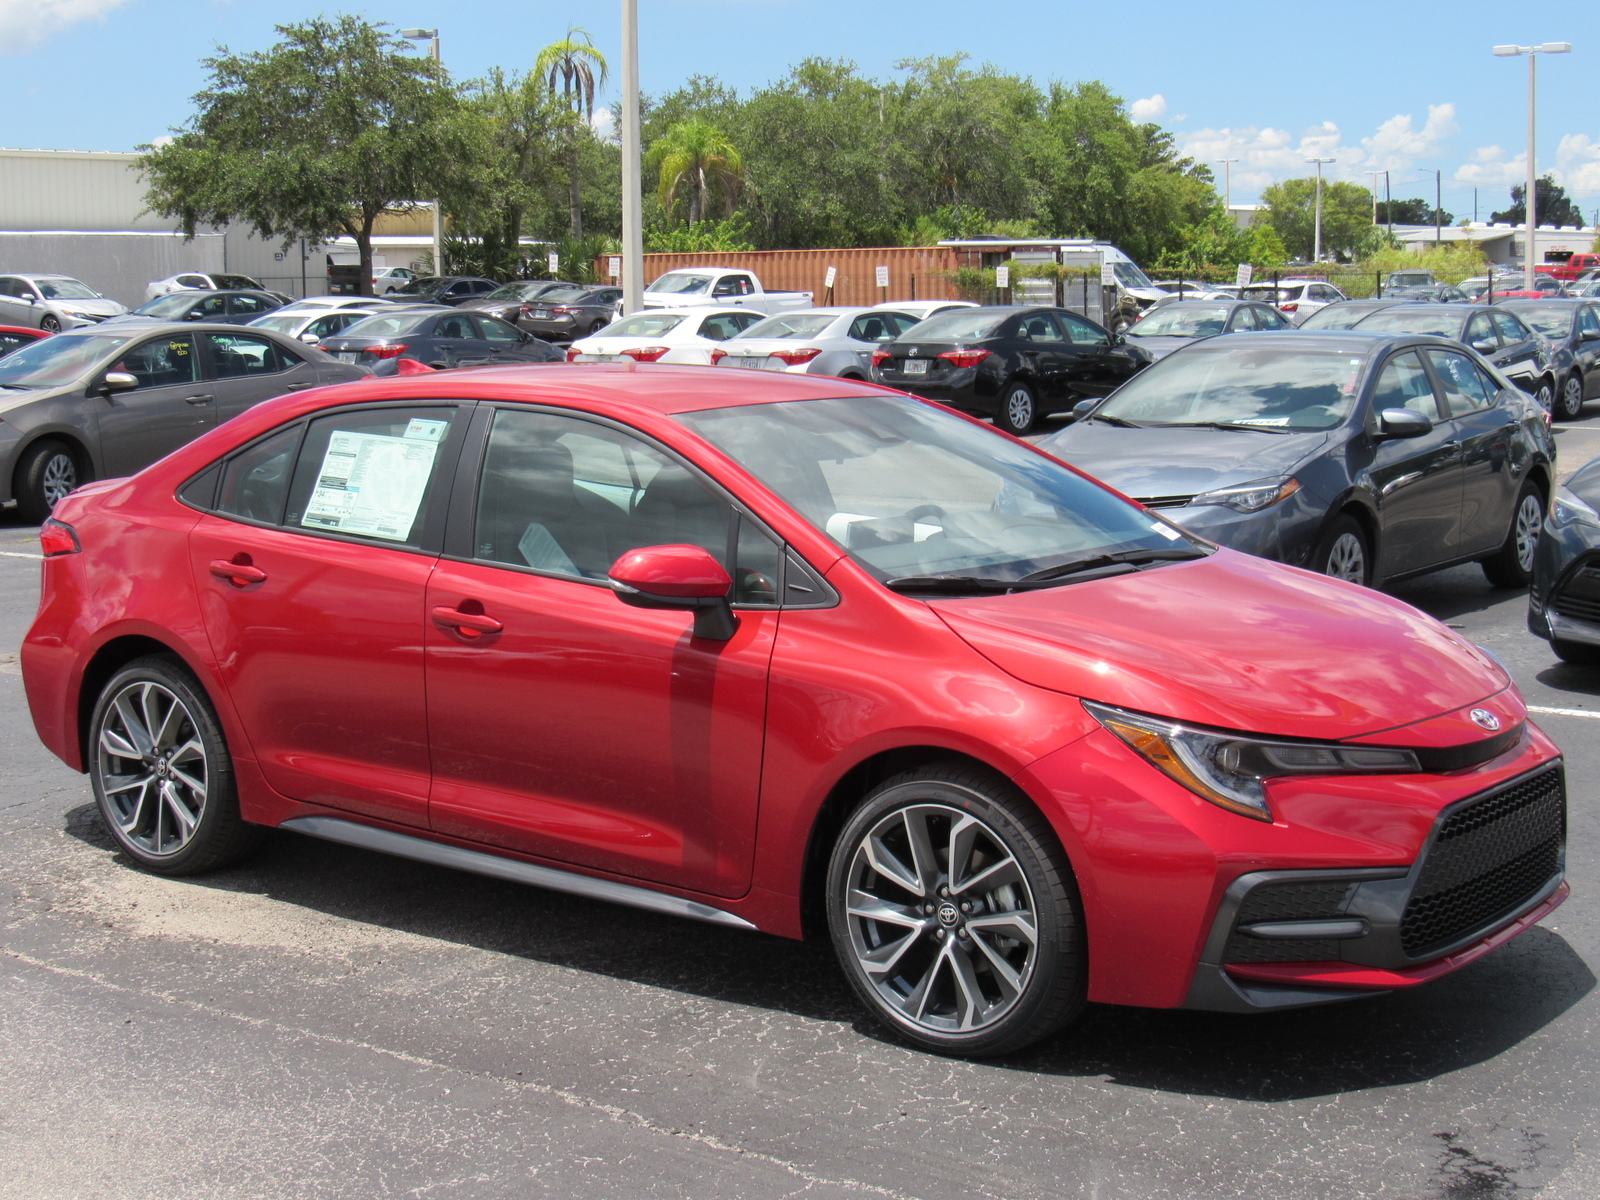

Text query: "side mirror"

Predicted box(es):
[299, 331, 321, 344]
[1470, 339, 1497, 354]
[609, 544, 739, 640]
[1378, 408, 1432, 439]
[99, 371, 138, 396]
[1112, 333, 1126, 346]
[1582, 329, 1600, 342]
[185, 309, 206, 320]
[1067, 398, 1099, 424]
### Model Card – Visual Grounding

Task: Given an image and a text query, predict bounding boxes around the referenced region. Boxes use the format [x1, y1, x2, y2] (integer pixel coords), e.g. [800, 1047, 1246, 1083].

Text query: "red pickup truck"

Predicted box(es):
[1539, 252, 1600, 282]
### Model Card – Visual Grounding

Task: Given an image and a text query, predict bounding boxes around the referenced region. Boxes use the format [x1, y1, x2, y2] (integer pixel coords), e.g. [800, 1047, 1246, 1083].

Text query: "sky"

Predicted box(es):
[6, 0, 1600, 223]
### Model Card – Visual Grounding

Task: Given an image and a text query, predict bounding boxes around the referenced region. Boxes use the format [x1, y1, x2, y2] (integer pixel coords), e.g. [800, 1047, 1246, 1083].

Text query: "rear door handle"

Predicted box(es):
[185, 394, 214, 405]
[209, 559, 266, 586]
[431, 606, 504, 636]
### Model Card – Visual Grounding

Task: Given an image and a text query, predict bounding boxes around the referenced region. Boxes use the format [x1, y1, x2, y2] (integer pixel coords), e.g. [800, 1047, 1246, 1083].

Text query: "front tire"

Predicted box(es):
[826, 763, 1085, 1057]
[39, 313, 60, 333]
[14, 439, 82, 524]
[995, 381, 1038, 436]
[1482, 481, 1544, 588]
[1313, 514, 1371, 585]
[1557, 373, 1585, 420]
[88, 656, 261, 875]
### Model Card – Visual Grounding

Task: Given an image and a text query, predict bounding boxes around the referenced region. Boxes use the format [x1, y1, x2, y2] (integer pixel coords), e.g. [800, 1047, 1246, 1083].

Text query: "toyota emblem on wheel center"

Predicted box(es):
[1470, 709, 1502, 731]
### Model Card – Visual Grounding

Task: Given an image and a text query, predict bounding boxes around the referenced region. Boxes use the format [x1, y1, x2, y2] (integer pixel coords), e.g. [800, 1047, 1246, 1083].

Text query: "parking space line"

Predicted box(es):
[1529, 705, 1600, 719]
[0, 550, 40, 559]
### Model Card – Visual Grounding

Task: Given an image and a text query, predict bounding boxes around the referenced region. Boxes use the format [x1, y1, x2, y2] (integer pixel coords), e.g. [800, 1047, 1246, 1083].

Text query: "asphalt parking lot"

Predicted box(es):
[3, 415, 1600, 1200]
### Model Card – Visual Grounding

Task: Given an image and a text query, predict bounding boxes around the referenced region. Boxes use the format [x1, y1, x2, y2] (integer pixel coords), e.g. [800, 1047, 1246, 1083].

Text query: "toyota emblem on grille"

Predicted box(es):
[1470, 709, 1501, 731]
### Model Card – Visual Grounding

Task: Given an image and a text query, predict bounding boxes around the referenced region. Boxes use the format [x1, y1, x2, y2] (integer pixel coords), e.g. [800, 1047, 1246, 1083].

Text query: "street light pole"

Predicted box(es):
[1494, 41, 1572, 291]
[401, 28, 444, 282]
[620, 0, 643, 314]
[1217, 158, 1239, 212]
[1367, 171, 1379, 225]
[1306, 158, 1335, 262]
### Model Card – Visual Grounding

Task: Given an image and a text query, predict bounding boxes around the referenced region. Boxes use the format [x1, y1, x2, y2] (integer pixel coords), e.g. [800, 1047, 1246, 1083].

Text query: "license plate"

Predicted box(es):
[531, 308, 549, 318]
[902, 359, 928, 375]
[587, 354, 616, 362]
[738, 357, 765, 368]
[335, 352, 360, 363]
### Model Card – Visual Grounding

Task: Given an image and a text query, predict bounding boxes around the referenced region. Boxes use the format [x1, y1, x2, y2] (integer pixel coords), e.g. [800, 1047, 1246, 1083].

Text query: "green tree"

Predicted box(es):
[535, 28, 609, 238]
[139, 17, 472, 294]
[1261, 177, 1377, 261]
[1244, 222, 1289, 270]
[647, 119, 744, 226]
[1491, 174, 1585, 227]
[452, 68, 563, 277]
[1376, 197, 1452, 225]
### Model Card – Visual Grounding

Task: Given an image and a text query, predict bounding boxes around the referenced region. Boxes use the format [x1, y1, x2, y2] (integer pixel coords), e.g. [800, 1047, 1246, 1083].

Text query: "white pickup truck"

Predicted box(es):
[642, 268, 813, 314]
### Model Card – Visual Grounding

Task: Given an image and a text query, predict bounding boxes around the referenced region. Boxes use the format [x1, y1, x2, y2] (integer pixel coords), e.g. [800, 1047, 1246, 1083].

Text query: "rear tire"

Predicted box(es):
[1482, 481, 1544, 588]
[995, 381, 1038, 436]
[1557, 373, 1585, 420]
[14, 439, 82, 524]
[1313, 514, 1370, 585]
[1553, 639, 1600, 667]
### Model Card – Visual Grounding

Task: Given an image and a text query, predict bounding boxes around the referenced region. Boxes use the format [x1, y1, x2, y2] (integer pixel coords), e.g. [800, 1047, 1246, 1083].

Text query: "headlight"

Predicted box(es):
[1188, 476, 1301, 513]
[1084, 701, 1420, 822]
[1551, 487, 1600, 529]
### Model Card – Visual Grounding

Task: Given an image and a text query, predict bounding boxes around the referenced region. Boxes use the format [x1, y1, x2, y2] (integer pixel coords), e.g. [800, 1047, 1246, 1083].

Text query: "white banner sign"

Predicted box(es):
[824, 265, 838, 288]
[1100, 261, 1118, 287]
[1235, 262, 1254, 287]
[608, 256, 621, 280]
[548, 251, 561, 274]
[995, 265, 1010, 289]
[875, 265, 890, 288]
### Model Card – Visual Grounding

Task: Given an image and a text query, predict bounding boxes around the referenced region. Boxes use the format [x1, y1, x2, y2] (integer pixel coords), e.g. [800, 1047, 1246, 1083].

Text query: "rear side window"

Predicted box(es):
[472, 315, 520, 343]
[436, 314, 474, 339]
[216, 424, 303, 524]
[848, 313, 901, 343]
[285, 407, 459, 545]
[205, 332, 298, 377]
[698, 313, 745, 341]
[1371, 351, 1441, 422]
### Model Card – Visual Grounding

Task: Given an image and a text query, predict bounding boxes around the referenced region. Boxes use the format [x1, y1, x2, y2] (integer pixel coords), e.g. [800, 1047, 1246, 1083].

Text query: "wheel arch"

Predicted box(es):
[9, 427, 95, 500]
[75, 633, 207, 771]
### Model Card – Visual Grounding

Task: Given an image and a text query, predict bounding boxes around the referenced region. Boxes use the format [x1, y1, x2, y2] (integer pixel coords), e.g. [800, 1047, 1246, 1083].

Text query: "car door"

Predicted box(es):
[1364, 348, 1464, 576]
[1423, 347, 1522, 557]
[186, 402, 466, 827]
[1058, 310, 1138, 399]
[1487, 310, 1542, 389]
[200, 330, 320, 421]
[467, 314, 526, 360]
[423, 406, 781, 897]
[712, 274, 756, 304]
[432, 312, 481, 363]
[0, 277, 28, 324]
[96, 333, 214, 476]
[1011, 311, 1070, 402]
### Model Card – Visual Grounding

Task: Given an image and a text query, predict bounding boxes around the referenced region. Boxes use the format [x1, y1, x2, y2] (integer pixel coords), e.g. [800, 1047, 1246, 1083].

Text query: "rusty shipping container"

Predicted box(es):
[595, 246, 962, 306]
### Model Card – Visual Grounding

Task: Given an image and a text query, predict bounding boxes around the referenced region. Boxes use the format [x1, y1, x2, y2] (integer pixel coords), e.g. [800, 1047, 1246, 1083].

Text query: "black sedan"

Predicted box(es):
[108, 289, 286, 326]
[388, 276, 501, 306]
[1296, 299, 1403, 330]
[1493, 299, 1600, 420]
[1351, 303, 1557, 406]
[870, 306, 1153, 434]
[511, 284, 624, 342]
[1530, 453, 1600, 665]
[1122, 299, 1290, 359]
[1039, 331, 1555, 588]
[319, 309, 563, 371]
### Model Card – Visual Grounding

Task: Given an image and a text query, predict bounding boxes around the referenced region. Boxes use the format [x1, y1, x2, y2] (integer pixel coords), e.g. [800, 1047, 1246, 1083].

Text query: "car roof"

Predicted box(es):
[1173, 330, 1456, 353]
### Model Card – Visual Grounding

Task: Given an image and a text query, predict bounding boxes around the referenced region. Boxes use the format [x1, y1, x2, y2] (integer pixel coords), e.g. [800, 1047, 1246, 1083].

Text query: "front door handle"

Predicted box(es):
[209, 559, 266, 586]
[185, 394, 214, 405]
[431, 605, 504, 637]
[284, 382, 313, 391]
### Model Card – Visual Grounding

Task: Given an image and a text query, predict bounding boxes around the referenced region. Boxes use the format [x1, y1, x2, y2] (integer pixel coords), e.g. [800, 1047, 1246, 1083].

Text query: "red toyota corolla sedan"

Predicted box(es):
[23, 365, 1567, 1056]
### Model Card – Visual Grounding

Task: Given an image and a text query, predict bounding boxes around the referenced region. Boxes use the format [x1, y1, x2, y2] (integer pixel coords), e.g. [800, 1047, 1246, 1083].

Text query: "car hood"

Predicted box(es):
[1039, 422, 1334, 500]
[55, 298, 127, 315]
[1124, 334, 1201, 360]
[931, 550, 1510, 742]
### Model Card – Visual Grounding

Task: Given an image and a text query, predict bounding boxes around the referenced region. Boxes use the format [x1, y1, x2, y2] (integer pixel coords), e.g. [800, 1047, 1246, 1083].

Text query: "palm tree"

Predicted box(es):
[534, 28, 608, 239]
[648, 120, 744, 227]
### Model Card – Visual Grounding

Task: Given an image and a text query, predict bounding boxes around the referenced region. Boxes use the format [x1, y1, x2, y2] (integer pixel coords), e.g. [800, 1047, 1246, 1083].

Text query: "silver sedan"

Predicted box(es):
[712, 308, 921, 380]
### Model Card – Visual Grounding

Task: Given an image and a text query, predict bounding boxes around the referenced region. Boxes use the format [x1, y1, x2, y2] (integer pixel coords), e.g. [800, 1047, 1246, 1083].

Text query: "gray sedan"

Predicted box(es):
[0, 274, 127, 331]
[0, 322, 366, 522]
[712, 308, 920, 379]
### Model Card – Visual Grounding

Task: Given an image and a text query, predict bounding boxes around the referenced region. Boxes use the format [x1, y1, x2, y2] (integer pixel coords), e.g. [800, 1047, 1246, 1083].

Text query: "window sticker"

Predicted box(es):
[301, 429, 438, 541]
[403, 418, 449, 442]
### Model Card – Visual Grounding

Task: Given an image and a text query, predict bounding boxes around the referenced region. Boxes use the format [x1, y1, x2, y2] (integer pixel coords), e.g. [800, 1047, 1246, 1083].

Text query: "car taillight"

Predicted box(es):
[871, 349, 892, 368]
[937, 348, 991, 368]
[39, 517, 80, 557]
[566, 347, 582, 362]
[770, 347, 822, 365]
[519, 305, 533, 316]
[1280, 302, 1299, 313]
[621, 346, 670, 362]
[710, 349, 729, 365]
[368, 343, 409, 359]
[550, 306, 576, 316]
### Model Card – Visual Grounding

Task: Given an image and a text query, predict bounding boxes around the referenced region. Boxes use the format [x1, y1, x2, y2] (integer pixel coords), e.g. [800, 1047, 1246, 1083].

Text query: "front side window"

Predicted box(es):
[119, 336, 199, 389]
[1579, 307, 1600, 339]
[1425, 349, 1495, 415]
[194, 294, 229, 319]
[678, 395, 1201, 586]
[1017, 312, 1065, 343]
[205, 332, 297, 377]
[1370, 350, 1442, 422]
[285, 407, 457, 544]
[712, 275, 753, 297]
[1059, 312, 1110, 346]
[1490, 311, 1531, 345]
[1464, 313, 1497, 347]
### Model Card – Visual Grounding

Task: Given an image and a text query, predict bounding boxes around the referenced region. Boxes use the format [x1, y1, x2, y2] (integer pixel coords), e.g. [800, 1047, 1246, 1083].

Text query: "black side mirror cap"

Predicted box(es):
[1378, 408, 1433, 439]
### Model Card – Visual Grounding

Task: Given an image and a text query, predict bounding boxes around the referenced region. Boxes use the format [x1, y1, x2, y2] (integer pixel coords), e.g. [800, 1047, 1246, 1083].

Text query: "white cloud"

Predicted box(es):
[1360, 103, 1458, 171]
[0, 0, 130, 51]
[1453, 145, 1527, 191]
[1557, 134, 1600, 200]
[590, 107, 616, 141]
[1130, 94, 1166, 121]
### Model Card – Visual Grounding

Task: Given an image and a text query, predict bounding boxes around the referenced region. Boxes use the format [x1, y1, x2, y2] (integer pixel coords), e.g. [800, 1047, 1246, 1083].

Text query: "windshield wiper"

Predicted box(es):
[1159, 421, 1293, 434]
[1087, 413, 1144, 428]
[886, 547, 1209, 595]
[1015, 546, 1210, 584]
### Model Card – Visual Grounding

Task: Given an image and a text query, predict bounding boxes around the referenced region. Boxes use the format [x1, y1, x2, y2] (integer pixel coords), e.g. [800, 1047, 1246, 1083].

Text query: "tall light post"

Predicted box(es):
[401, 28, 445, 281]
[1216, 158, 1239, 212]
[620, 0, 643, 314]
[1306, 157, 1335, 262]
[1493, 41, 1571, 291]
[1367, 171, 1379, 225]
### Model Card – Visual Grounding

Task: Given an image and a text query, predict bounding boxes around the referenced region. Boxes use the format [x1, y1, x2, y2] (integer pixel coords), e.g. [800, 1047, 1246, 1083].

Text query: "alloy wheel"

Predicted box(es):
[841, 803, 1038, 1035]
[40, 452, 77, 507]
[1325, 531, 1367, 583]
[94, 680, 209, 857]
[1562, 375, 1585, 419]
[39, 314, 60, 333]
[1006, 388, 1035, 432]
[1535, 378, 1555, 408]
[1514, 492, 1542, 574]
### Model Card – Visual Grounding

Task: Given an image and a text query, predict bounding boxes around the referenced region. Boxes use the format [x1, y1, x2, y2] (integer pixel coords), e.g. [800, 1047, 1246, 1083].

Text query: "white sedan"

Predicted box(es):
[565, 307, 765, 364]
[145, 271, 266, 301]
[246, 304, 395, 346]
[867, 299, 977, 322]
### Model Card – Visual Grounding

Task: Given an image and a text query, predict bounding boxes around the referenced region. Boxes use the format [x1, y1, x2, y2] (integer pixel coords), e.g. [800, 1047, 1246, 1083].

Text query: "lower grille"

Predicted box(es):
[1400, 766, 1565, 958]
[1223, 880, 1355, 963]
[1551, 565, 1600, 623]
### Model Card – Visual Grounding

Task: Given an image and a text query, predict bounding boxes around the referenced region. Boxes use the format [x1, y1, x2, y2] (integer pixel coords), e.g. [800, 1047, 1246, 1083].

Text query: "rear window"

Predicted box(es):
[339, 313, 433, 338]
[737, 313, 839, 339]
[1353, 308, 1461, 337]
[601, 313, 684, 338]
[897, 310, 1006, 342]
[213, 274, 261, 291]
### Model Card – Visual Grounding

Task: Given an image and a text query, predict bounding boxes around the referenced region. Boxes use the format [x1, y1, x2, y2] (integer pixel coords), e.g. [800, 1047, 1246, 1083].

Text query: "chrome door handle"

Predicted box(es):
[284, 382, 313, 391]
[184, 394, 214, 405]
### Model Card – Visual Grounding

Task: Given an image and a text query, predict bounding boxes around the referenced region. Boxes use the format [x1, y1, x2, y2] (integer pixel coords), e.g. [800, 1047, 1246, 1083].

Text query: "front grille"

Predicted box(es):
[1551, 565, 1600, 624]
[1135, 494, 1195, 510]
[1223, 880, 1356, 963]
[1400, 766, 1565, 958]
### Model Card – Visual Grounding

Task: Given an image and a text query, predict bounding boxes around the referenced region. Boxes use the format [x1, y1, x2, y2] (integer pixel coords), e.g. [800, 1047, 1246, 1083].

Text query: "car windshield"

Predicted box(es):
[1094, 344, 1365, 431]
[34, 278, 100, 300]
[737, 313, 838, 339]
[1352, 309, 1461, 337]
[131, 293, 197, 317]
[647, 273, 712, 295]
[0, 333, 126, 389]
[600, 313, 683, 338]
[485, 283, 544, 301]
[1510, 307, 1575, 338]
[249, 315, 309, 333]
[212, 275, 259, 291]
[898, 310, 1006, 342]
[677, 394, 1202, 586]
[1129, 306, 1232, 337]
[338, 313, 432, 338]
[1389, 274, 1432, 286]
[1112, 262, 1155, 289]
[1297, 304, 1381, 331]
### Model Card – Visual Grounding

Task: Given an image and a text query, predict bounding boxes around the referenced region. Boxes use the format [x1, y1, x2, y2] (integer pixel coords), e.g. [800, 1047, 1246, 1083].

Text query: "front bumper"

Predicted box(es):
[1151, 494, 1326, 569]
[1529, 517, 1600, 646]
